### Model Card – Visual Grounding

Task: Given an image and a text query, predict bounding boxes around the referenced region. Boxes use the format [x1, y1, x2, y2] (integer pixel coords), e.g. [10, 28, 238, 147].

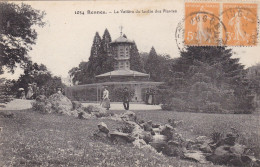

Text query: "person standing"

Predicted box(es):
[145, 89, 149, 104]
[122, 87, 130, 110]
[26, 84, 33, 99]
[152, 89, 156, 105]
[102, 87, 110, 110]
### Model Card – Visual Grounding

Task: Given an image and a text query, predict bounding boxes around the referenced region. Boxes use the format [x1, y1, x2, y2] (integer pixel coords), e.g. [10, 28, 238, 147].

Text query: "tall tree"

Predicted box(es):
[130, 42, 143, 72]
[163, 46, 254, 113]
[0, 2, 45, 74]
[100, 28, 114, 74]
[88, 32, 102, 77]
[145, 47, 160, 81]
[101, 28, 112, 54]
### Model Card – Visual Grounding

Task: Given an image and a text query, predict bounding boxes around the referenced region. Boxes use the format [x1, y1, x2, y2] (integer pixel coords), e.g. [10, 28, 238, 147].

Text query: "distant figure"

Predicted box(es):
[57, 87, 62, 94]
[148, 89, 153, 105]
[101, 87, 110, 110]
[26, 85, 33, 99]
[40, 87, 45, 95]
[35, 87, 40, 97]
[21, 91, 26, 99]
[145, 89, 149, 104]
[32, 83, 37, 99]
[123, 87, 130, 110]
[152, 89, 156, 105]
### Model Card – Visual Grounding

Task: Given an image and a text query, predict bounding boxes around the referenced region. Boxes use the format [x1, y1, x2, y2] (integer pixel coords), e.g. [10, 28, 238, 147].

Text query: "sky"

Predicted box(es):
[2, 0, 260, 80]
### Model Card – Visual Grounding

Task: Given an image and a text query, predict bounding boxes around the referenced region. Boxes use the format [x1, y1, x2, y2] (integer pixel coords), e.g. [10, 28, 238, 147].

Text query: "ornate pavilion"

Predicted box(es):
[66, 31, 163, 103]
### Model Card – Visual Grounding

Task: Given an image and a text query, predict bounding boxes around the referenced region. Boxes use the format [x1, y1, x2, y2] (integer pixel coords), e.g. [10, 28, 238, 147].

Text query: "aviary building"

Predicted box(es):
[66, 32, 163, 103]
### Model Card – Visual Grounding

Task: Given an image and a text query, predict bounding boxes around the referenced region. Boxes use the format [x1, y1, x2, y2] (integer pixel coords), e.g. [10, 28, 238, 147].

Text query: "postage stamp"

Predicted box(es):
[222, 3, 258, 46]
[184, 3, 222, 46]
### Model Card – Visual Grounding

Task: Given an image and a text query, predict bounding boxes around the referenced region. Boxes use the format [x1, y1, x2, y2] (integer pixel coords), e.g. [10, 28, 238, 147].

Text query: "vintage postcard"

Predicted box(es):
[0, 0, 260, 166]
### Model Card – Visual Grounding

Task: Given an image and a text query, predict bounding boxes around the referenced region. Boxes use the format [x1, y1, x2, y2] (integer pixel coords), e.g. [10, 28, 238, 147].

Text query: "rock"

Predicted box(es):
[200, 143, 213, 153]
[196, 136, 210, 144]
[152, 123, 160, 128]
[133, 138, 147, 148]
[230, 143, 245, 155]
[184, 151, 208, 163]
[228, 157, 243, 166]
[98, 122, 109, 134]
[162, 143, 184, 157]
[214, 145, 230, 156]
[35, 95, 48, 102]
[66, 110, 79, 117]
[94, 131, 109, 140]
[223, 133, 237, 146]
[207, 145, 234, 165]
[110, 131, 135, 143]
[82, 112, 92, 119]
[72, 101, 82, 110]
[168, 140, 181, 147]
[143, 120, 153, 132]
[152, 134, 167, 143]
[84, 105, 106, 114]
[49, 93, 73, 113]
[0, 111, 14, 118]
[161, 124, 174, 141]
[140, 131, 153, 144]
[150, 141, 167, 153]
[121, 111, 136, 122]
[126, 121, 143, 140]
[152, 128, 161, 134]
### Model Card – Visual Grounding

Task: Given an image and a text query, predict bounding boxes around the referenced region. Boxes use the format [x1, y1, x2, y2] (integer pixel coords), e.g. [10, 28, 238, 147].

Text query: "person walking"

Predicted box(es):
[122, 87, 130, 110]
[101, 86, 110, 110]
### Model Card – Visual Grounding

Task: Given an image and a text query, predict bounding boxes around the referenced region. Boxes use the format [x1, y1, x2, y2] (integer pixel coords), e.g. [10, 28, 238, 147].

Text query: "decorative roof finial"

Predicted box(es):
[119, 25, 123, 36]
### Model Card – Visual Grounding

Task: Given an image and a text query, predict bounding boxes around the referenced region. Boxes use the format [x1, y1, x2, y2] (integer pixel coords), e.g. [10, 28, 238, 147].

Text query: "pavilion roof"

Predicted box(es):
[110, 36, 134, 44]
[95, 69, 149, 78]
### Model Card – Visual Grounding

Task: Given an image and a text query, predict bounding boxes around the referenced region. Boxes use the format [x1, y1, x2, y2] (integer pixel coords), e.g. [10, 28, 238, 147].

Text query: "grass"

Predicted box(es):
[0, 109, 259, 166]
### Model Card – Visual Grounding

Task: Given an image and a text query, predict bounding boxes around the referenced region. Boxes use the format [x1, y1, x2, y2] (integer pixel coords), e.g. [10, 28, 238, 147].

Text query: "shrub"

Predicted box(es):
[201, 102, 223, 113]
[161, 98, 189, 111]
[31, 95, 52, 113]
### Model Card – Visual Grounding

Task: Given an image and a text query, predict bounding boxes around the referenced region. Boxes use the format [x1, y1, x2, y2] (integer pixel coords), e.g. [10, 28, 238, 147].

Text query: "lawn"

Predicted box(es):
[0, 108, 259, 166]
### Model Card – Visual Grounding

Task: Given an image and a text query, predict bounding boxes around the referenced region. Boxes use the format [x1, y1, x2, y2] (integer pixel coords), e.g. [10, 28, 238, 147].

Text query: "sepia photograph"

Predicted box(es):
[0, 0, 260, 166]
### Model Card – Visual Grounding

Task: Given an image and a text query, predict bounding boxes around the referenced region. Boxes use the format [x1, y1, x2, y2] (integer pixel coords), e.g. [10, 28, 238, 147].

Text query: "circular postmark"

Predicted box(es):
[221, 6, 258, 46]
[175, 11, 228, 51]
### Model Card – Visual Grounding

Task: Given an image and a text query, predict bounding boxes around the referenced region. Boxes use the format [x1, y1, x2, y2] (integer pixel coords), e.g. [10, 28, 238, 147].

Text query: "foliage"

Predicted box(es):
[0, 78, 14, 103]
[12, 61, 65, 97]
[161, 46, 254, 114]
[0, 2, 45, 74]
[69, 29, 114, 85]
[110, 87, 135, 102]
[142, 48, 173, 82]
[129, 42, 143, 72]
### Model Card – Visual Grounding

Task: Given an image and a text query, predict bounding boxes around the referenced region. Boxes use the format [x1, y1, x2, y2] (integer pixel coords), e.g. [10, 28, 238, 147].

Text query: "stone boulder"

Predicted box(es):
[206, 145, 240, 165]
[184, 150, 208, 164]
[160, 124, 174, 141]
[49, 93, 73, 114]
[143, 120, 153, 132]
[110, 131, 135, 143]
[72, 101, 82, 110]
[84, 105, 105, 114]
[98, 122, 109, 134]
[121, 111, 136, 122]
